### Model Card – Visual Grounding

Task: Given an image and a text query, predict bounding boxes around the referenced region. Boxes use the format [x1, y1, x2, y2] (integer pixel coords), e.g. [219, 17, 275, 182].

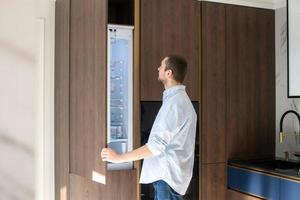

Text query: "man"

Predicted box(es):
[101, 55, 197, 200]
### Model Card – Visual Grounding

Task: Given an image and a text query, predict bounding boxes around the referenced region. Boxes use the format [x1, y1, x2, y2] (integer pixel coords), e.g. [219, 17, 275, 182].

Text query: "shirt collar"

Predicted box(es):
[163, 85, 186, 101]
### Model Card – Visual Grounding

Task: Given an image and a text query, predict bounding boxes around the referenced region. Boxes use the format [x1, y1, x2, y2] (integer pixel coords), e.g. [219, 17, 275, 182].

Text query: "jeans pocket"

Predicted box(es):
[153, 180, 172, 200]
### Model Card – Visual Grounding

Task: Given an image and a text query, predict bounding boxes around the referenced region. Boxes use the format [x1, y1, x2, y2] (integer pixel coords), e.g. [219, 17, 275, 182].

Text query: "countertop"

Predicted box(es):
[228, 158, 300, 183]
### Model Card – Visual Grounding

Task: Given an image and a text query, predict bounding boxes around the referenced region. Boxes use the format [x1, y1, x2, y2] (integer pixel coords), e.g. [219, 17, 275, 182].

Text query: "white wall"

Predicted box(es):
[0, 0, 55, 199]
[275, 7, 300, 161]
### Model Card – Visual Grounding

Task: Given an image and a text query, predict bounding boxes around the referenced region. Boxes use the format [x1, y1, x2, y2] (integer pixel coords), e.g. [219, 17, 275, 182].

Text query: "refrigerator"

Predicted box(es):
[107, 24, 134, 170]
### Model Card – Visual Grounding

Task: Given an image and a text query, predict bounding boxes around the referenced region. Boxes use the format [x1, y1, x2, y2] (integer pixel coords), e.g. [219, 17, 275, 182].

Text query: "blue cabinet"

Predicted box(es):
[280, 179, 300, 200]
[228, 166, 280, 199]
[228, 166, 300, 200]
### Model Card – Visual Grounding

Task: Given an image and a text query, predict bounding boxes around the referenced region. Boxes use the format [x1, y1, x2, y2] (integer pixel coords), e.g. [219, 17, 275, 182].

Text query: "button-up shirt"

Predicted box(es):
[139, 85, 197, 195]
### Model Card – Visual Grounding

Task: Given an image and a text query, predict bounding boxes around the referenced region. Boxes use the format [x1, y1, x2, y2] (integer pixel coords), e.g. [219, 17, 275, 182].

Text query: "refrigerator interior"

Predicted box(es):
[107, 24, 134, 170]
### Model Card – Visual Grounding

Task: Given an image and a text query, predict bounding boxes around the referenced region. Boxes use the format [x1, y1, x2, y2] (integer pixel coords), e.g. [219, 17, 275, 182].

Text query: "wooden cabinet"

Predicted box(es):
[140, 0, 200, 101]
[201, 2, 275, 165]
[200, 2, 275, 200]
[201, 163, 227, 200]
[69, 171, 137, 200]
[55, 0, 139, 199]
[69, 0, 107, 181]
[226, 5, 275, 160]
[201, 2, 227, 164]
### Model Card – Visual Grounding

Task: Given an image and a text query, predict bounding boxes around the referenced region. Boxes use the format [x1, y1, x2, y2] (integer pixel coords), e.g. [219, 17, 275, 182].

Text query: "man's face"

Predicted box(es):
[157, 57, 171, 83]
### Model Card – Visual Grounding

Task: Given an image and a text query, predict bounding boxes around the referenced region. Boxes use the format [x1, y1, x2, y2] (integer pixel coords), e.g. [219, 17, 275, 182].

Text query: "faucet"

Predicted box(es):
[279, 110, 300, 143]
[283, 151, 290, 161]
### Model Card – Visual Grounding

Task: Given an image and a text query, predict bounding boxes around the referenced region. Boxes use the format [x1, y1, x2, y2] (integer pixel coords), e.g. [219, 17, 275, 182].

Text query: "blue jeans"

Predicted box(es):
[153, 180, 183, 200]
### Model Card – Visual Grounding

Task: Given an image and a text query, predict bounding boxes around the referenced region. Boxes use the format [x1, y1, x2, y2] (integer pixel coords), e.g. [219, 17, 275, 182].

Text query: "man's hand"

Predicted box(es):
[101, 148, 123, 163]
[101, 145, 152, 163]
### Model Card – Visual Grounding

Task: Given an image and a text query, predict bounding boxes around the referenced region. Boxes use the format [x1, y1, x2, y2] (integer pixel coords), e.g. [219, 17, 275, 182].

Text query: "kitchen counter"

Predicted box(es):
[228, 159, 300, 182]
[228, 159, 300, 200]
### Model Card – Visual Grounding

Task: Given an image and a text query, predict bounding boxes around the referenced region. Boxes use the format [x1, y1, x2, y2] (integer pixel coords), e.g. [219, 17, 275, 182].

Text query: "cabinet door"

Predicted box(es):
[140, 0, 200, 101]
[280, 179, 300, 200]
[202, 163, 227, 200]
[226, 5, 275, 160]
[201, 2, 226, 164]
[228, 166, 280, 199]
[70, 0, 107, 183]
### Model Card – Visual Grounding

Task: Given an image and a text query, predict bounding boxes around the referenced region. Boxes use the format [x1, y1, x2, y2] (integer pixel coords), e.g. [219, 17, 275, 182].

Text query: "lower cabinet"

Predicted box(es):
[202, 163, 227, 200]
[228, 166, 279, 199]
[280, 178, 300, 200]
[228, 166, 300, 200]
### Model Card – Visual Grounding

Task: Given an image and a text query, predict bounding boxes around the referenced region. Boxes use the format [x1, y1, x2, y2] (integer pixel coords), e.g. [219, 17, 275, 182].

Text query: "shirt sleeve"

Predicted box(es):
[146, 104, 186, 156]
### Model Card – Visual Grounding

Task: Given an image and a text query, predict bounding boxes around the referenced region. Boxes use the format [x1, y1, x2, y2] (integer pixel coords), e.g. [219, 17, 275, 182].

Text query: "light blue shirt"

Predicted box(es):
[139, 85, 197, 195]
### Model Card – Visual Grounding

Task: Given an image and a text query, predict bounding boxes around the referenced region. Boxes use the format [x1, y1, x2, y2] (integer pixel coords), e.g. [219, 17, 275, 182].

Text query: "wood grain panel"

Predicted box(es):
[70, 0, 107, 179]
[55, 0, 70, 199]
[70, 173, 107, 200]
[140, 0, 200, 101]
[106, 170, 137, 200]
[226, 5, 275, 161]
[133, 0, 141, 199]
[201, 163, 227, 200]
[227, 189, 265, 200]
[70, 170, 137, 200]
[201, 2, 227, 164]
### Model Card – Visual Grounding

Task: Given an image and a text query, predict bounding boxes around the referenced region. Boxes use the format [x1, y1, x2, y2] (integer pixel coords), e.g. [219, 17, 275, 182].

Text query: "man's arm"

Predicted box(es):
[101, 145, 152, 163]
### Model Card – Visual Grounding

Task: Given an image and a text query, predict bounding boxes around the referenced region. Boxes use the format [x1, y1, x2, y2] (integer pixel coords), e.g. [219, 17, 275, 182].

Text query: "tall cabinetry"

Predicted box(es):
[55, 0, 275, 199]
[201, 3, 227, 199]
[140, 1, 275, 200]
[55, 0, 138, 199]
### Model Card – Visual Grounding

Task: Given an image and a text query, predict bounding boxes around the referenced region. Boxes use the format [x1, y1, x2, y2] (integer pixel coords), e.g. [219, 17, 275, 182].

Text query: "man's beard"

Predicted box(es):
[158, 76, 163, 83]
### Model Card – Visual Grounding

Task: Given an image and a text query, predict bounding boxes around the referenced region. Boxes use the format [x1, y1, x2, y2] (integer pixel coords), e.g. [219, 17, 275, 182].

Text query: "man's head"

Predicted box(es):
[157, 55, 187, 85]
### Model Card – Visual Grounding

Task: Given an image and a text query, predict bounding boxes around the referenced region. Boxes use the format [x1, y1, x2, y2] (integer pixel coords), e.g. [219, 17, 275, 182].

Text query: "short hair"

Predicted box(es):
[164, 55, 187, 83]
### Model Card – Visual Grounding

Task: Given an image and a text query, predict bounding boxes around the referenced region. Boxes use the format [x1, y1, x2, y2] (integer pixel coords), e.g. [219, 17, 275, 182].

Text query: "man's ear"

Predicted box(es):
[167, 69, 173, 77]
